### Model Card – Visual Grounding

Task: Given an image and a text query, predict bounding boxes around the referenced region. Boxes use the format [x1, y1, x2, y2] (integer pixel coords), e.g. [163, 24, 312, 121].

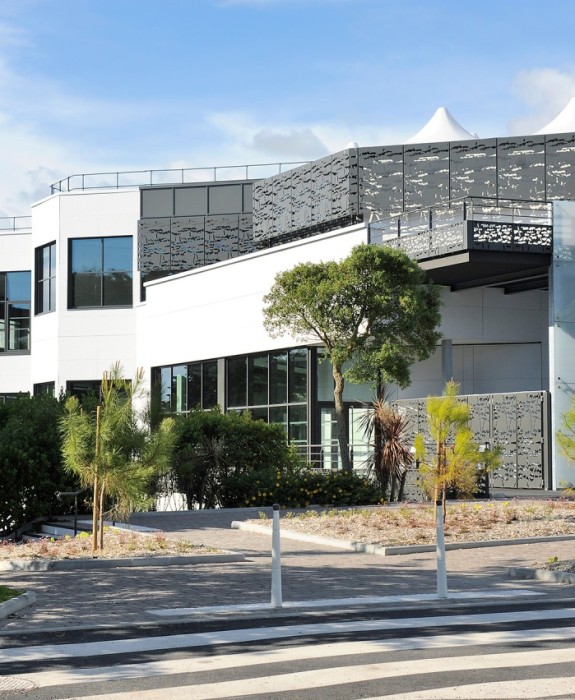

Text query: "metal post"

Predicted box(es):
[436, 500, 448, 598]
[271, 504, 282, 608]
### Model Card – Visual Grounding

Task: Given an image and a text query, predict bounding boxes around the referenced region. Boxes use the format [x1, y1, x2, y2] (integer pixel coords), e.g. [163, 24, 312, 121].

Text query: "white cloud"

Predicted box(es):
[508, 68, 575, 134]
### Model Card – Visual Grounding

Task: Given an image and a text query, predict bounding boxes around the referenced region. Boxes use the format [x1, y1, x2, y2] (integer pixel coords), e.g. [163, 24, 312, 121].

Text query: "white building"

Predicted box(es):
[3, 105, 575, 491]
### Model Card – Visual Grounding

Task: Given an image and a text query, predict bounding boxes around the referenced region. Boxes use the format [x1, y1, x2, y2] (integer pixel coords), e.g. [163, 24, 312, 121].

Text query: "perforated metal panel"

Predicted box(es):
[394, 391, 549, 492]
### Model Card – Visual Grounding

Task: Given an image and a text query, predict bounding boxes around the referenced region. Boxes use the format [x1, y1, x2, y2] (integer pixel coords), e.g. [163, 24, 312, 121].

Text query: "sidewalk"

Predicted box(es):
[0, 507, 574, 633]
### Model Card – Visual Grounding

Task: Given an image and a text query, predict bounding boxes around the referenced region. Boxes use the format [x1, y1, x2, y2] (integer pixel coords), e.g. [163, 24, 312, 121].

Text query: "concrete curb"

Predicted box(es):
[0, 591, 36, 619]
[0, 552, 245, 572]
[508, 566, 575, 584]
[231, 521, 575, 556]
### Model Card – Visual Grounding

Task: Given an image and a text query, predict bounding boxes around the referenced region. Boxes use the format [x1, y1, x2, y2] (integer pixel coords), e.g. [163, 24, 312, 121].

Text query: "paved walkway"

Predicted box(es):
[1, 507, 574, 633]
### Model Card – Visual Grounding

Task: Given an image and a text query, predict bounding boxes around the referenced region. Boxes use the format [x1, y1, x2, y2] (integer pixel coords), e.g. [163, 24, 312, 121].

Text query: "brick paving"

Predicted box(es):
[1, 507, 574, 633]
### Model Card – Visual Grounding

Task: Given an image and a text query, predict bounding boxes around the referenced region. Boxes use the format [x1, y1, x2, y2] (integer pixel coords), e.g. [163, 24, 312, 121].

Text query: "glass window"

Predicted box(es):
[227, 356, 247, 407]
[33, 382, 55, 397]
[69, 237, 132, 308]
[160, 367, 172, 412]
[251, 407, 268, 422]
[202, 361, 218, 409]
[66, 380, 102, 401]
[269, 352, 288, 404]
[0, 271, 31, 353]
[269, 406, 288, 436]
[172, 365, 187, 414]
[288, 405, 307, 444]
[154, 361, 219, 413]
[248, 354, 268, 406]
[187, 363, 202, 409]
[288, 348, 307, 402]
[35, 242, 56, 314]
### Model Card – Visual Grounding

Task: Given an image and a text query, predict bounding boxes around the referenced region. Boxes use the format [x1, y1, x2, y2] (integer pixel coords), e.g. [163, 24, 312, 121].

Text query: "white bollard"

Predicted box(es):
[436, 499, 448, 599]
[271, 503, 283, 608]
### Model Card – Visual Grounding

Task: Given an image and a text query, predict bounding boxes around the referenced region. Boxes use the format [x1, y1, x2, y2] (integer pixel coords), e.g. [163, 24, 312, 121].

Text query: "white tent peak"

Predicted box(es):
[535, 97, 575, 135]
[405, 106, 476, 144]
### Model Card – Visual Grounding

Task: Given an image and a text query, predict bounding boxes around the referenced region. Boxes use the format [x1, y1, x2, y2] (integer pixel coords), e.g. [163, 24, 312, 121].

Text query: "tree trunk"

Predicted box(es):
[92, 473, 99, 554]
[98, 483, 106, 551]
[92, 405, 101, 553]
[332, 365, 351, 472]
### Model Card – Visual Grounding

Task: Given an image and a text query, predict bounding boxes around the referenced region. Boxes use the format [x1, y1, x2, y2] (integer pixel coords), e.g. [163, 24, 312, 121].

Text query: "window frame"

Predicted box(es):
[0, 270, 32, 354]
[35, 241, 57, 315]
[68, 236, 133, 309]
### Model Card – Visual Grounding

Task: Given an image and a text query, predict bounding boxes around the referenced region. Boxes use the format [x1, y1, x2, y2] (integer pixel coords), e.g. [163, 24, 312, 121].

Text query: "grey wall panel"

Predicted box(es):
[205, 215, 239, 264]
[175, 187, 207, 216]
[138, 219, 171, 271]
[450, 139, 497, 200]
[546, 133, 575, 199]
[497, 137, 546, 201]
[141, 189, 174, 218]
[359, 146, 404, 219]
[171, 217, 205, 270]
[403, 142, 450, 210]
[238, 214, 256, 255]
[208, 184, 244, 214]
[139, 213, 254, 272]
[252, 150, 357, 241]
[242, 183, 253, 213]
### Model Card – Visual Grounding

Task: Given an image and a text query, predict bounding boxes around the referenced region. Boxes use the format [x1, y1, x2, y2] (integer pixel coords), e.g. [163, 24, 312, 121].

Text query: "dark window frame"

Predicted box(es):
[0, 270, 32, 354]
[68, 236, 133, 309]
[35, 241, 57, 315]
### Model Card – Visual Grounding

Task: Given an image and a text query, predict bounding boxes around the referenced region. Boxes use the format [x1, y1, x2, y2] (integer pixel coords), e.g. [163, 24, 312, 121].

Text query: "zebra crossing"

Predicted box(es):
[2, 605, 575, 699]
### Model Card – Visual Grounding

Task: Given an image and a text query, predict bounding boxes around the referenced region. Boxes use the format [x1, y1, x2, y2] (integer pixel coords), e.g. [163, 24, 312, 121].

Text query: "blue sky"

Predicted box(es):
[1, 0, 575, 216]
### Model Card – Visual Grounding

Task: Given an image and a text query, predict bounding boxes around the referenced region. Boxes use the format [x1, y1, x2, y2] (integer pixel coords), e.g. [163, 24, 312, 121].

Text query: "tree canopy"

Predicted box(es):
[263, 243, 442, 470]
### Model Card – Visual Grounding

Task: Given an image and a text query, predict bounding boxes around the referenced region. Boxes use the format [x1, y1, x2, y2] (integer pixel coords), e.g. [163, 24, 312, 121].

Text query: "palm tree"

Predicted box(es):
[362, 389, 413, 501]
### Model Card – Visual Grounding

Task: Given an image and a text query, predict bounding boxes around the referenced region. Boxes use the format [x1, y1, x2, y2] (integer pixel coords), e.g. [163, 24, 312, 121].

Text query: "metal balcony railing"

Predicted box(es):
[369, 196, 552, 241]
[50, 161, 308, 195]
[369, 197, 553, 260]
[0, 216, 32, 231]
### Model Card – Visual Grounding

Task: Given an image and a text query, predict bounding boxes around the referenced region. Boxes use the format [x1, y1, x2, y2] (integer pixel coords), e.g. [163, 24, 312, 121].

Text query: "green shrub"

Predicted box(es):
[0, 395, 78, 537]
[220, 468, 381, 508]
[170, 408, 303, 508]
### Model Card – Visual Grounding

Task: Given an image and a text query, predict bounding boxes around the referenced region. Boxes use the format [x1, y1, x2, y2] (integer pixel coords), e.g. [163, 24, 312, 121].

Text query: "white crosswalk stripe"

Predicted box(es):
[2, 607, 575, 699]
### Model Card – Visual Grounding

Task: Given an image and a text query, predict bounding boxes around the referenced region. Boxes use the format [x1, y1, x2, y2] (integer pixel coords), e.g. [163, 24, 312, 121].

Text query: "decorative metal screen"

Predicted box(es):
[394, 391, 549, 494]
[252, 150, 360, 242]
[138, 214, 256, 272]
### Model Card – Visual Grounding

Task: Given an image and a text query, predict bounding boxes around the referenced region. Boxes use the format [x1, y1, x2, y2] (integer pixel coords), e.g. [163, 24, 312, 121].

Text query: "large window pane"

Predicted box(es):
[103, 270, 132, 305]
[248, 354, 268, 406]
[288, 405, 307, 444]
[0, 271, 31, 353]
[203, 361, 218, 408]
[288, 348, 307, 402]
[160, 367, 172, 412]
[251, 407, 268, 422]
[0, 305, 4, 352]
[187, 363, 202, 409]
[269, 406, 288, 437]
[269, 352, 287, 404]
[227, 357, 247, 407]
[8, 303, 30, 350]
[172, 365, 187, 413]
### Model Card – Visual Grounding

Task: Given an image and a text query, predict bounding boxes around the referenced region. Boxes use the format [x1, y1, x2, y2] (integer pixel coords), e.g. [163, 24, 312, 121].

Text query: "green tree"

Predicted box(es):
[361, 389, 413, 501]
[557, 396, 575, 467]
[60, 364, 176, 552]
[263, 243, 441, 471]
[415, 381, 500, 519]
